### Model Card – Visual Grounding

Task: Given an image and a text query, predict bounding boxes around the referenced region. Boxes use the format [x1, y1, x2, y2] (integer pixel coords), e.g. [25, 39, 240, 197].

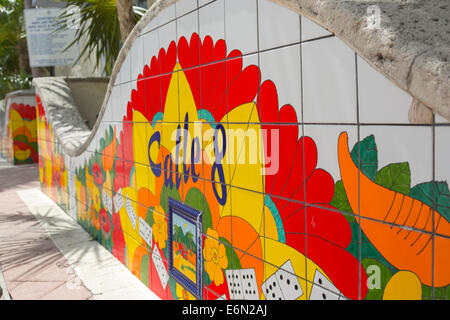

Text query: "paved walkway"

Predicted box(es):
[0, 157, 159, 300]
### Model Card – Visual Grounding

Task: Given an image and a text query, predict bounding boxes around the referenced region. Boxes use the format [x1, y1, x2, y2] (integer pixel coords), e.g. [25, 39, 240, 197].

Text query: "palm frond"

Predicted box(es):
[56, 0, 146, 75]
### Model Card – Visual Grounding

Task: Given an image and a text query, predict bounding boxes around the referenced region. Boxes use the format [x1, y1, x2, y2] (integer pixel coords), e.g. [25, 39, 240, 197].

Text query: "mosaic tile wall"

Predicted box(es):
[0, 94, 38, 165]
[35, 0, 450, 300]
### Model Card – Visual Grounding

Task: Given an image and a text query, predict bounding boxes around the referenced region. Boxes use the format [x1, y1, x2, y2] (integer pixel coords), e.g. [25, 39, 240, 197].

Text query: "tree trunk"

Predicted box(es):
[115, 0, 136, 42]
[16, 38, 31, 74]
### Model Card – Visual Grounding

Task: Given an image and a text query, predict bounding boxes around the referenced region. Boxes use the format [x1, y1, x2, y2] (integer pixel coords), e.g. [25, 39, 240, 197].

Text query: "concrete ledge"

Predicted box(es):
[32, 77, 91, 156]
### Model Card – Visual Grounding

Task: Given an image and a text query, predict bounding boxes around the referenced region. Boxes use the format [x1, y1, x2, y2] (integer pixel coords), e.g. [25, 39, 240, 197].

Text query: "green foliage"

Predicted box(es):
[374, 162, 411, 195]
[184, 187, 213, 233]
[56, 0, 146, 75]
[350, 135, 378, 180]
[330, 180, 355, 222]
[410, 181, 450, 222]
[140, 255, 150, 287]
[0, 0, 33, 99]
[362, 258, 392, 300]
[220, 237, 241, 270]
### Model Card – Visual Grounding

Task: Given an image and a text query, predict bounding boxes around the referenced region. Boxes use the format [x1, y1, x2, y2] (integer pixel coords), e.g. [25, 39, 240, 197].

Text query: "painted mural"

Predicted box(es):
[0, 98, 38, 165]
[35, 0, 449, 300]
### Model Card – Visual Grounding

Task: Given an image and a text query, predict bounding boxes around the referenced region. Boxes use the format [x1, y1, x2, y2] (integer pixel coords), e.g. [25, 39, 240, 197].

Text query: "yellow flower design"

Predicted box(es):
[204, 228, 228, 286]
[176, 283, 196, 300]
[152, 207, 167, 250]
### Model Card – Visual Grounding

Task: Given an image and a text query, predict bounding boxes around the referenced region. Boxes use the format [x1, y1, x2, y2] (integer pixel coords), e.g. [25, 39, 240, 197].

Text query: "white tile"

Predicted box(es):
[302, 37, 357, 123]
[130, 36, 144, 81]
[360, 126, 433, 187]
[22, 96, 35, 106]
[142, 28, 160, 68]
[435, 126, 450, 183]
[258, 0, 300, 50]
[176, 0, 197, 17]
[225, 0, 258, 55]
[101, 100, 114, 123]
[158, 19, 177, 54]
[301, 15, 332, 41]
[303, 124, 358, 182]
[177, 9, 199, 45]
[142, 11, 159, 35]
[357, 56, 412, 123]
[119, 51, 131, 84]
[259, 44, 302, 122]
[199, 0, 214, 6]
[157, 3, 176, 26]
[119, 82, 132, 123]
[199, 0, 224, 43]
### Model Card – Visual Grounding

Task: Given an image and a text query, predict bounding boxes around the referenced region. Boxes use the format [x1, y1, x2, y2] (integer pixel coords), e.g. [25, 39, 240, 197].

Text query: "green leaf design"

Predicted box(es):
[160, 184, 181, 214]
[168, 277, 178, 300]
[351, 135, 378, 180]
[410, 181, 450, 223]
[140, 255, 150, 287]
[374, 162, 411, 195]
[362, 258, 392, 300]
[422, 284, 450, 300]
[330, 180, 355, 222]
[184, 187, 213, 233]
[220, 237, 241, 270]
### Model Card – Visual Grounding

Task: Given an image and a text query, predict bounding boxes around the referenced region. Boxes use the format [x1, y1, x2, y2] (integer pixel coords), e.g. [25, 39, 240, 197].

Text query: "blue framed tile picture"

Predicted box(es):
[167, 197, 203, 299]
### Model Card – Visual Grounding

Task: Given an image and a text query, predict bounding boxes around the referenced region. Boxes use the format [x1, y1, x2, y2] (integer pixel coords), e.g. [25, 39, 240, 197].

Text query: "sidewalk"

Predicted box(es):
[0, 157, 159, 300]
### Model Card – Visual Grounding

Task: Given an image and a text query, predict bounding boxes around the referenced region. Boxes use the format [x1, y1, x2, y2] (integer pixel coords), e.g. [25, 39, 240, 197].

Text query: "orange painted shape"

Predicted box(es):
[338, 132, 450, 287]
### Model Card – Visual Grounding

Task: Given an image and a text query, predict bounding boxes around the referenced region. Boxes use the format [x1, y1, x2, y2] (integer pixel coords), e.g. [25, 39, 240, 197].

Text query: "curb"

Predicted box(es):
[0, 266, 11, 300]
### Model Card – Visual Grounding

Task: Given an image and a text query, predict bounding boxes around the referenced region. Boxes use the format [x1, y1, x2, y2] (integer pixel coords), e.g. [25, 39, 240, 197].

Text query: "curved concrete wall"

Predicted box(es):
[0, 90, 38, 165]
[33, 0, 450, 300]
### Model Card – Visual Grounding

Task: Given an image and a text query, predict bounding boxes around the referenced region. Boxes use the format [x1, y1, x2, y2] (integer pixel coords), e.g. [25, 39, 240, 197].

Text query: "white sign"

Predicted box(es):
[24, 8, 80, 67]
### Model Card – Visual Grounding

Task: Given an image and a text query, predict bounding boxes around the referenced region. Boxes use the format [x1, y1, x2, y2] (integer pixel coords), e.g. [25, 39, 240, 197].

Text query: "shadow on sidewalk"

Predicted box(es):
[0, 205, 103, 285]
[0, 164, 40, 194]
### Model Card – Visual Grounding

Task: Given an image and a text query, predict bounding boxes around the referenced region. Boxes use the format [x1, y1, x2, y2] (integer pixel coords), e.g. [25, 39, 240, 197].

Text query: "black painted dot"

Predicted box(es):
[295, 285, 299, 291]
[273, 281, 277, 287]
[322, 293, 327, 300]
[287, 279, 290, 285]
[318, 278, 323, 285]
[269, 285, 272, 290]
[280, 275, 283, 280]
[272, 293, 275, 298]
[266, 288, 269, 294]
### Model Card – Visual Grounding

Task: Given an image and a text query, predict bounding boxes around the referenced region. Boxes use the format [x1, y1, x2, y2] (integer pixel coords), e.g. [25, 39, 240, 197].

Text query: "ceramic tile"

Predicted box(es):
[360, 218, 432, 300]
[227, 122, 264, 191]
[199, 0, 224, 43]
[225, 0, 258, 55]
[303, 124, 358, 184]
[301, 15, 332, 41]
[199, 0, 214, 6]
[142, 28, 160, 67]
[119, 50, 131, 84]
[176, 0, 197, 17]
[131, 36, 145, 81]
[159, 19, 177, 55]
[435, 126, 450, 184]
[157, 2, 176, 27]
[360, 125, 432, 187]
[434, 235, 450, 295]
[262, 254, 307, 300]
[259, 44, 302, 123]
[258, 0, 300, 50]
[176, 9, 199, 61]
[357, 56, 412, 124]
[302, 37, 357, 123]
